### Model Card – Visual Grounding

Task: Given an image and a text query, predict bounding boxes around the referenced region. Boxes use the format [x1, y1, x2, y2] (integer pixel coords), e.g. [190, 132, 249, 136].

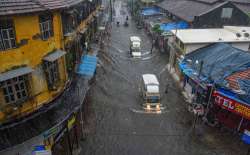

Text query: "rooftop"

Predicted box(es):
[0, 0, 84, 16]
[156, 0, 250, 22]
[180, 43, 250, 105]
[171, 26, 250, 44]
[156, 0, 221, 22]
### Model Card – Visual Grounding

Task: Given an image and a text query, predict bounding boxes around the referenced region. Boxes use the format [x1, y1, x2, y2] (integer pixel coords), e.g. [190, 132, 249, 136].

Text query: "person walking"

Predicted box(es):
[151, 39, 155, 54]
[85, 41, 88, 52]
[165, 83, 169, 94]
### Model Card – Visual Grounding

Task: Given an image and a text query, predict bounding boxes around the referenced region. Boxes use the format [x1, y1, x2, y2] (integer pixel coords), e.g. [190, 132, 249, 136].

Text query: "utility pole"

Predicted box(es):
[110, 0, 112, 21]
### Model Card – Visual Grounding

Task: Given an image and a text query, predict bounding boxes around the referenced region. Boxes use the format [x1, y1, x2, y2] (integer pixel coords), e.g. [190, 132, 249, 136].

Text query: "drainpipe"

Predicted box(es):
[237, 117, 244, 132]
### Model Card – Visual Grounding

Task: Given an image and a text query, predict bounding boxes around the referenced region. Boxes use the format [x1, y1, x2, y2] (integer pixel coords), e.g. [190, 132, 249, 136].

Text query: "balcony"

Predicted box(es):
[168, 37, 185, 55]
[62, 1, 100, 45]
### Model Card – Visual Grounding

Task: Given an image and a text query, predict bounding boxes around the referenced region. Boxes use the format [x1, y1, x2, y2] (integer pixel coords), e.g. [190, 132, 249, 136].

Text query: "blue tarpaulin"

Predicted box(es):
[141, 7, 161, 16]
[179, 43, 250, 105]
[78, 55, 97, 77]
[160, 21, 189, 32]
[242, 131, 250, 145]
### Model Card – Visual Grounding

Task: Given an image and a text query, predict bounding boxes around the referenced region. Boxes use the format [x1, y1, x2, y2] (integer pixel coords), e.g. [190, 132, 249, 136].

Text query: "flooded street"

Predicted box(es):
[80, 1, 247, 155]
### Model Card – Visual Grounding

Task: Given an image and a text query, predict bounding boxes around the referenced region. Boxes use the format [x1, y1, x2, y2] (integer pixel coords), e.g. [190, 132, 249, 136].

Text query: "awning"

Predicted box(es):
[77, 55, 97, 77]
[0, 66, 33, 82]
[43, 50, 66, 62]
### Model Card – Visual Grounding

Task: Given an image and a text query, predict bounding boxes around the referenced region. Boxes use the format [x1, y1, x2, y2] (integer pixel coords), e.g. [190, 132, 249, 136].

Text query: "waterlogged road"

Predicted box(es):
[80, 1, 247, 155]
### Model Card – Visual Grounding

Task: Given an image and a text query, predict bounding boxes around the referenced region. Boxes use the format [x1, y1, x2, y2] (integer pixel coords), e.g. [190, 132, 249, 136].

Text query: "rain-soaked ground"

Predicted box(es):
[80, 1, 248, 155]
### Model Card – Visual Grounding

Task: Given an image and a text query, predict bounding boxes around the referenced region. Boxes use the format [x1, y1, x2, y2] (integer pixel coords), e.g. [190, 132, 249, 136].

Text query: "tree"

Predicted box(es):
[152, 24, 163, 34]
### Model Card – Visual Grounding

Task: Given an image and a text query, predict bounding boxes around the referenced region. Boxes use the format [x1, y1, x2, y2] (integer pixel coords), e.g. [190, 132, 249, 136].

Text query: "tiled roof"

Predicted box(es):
[235, 3, 250, 13]
[193, 0, 220, 4]
[156, 0, 219, 22]
[156, 0, 250, 22]
[226, 68, 250, 90]
[229, 0, 250, 4]
[0, 0, 84, 16]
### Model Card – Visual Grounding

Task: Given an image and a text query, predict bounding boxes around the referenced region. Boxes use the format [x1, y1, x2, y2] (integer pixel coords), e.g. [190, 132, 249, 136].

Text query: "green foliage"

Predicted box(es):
[152, 24, 163, 34]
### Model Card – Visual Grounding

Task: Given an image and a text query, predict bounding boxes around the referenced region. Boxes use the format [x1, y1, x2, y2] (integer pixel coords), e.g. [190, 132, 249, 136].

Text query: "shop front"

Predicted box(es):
[43, 112, 82, 155]
[212, 90, 250, 132]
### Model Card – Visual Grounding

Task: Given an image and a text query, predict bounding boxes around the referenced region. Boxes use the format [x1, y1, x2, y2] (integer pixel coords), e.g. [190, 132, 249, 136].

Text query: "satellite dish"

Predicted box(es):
[244, 33, 250, 38]
[236, 33, 241, 38]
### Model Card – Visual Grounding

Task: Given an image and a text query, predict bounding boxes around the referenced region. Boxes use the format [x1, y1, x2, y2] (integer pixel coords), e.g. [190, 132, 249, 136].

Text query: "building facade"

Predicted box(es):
[179, 43, 250, 132]
[0, 11, 68, 124]
[0, 0, 101, 153]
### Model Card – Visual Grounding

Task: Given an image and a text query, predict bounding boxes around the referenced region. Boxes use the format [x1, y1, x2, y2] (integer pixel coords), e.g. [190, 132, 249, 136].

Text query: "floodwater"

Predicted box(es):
[80, 1, 247, 155]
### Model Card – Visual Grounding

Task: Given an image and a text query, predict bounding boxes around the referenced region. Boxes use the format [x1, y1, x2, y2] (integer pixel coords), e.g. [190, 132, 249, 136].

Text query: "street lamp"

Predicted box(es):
[110, 0, 112, 21]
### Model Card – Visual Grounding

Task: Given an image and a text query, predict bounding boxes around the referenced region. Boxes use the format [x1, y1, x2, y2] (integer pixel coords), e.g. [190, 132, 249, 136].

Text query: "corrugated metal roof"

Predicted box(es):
[0, 66, 33, 82]
[226, 68, 250, 90]
[0, 0, 84, 16]
[43, 50, 66, 62]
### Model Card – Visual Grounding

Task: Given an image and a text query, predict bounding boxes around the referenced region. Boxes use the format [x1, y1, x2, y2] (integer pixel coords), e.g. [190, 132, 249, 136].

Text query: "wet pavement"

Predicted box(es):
[80, 1, 248, 155]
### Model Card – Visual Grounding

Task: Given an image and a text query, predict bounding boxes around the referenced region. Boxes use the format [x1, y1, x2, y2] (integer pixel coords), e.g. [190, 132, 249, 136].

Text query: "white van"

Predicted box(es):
[140, 74, 161, 110]
[130, 36, 141, 58]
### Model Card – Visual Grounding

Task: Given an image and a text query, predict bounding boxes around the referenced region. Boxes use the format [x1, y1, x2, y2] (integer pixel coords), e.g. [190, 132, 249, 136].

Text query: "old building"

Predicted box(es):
[179, 43, 250, 132]
[0, 0, 101, 154]
[0, 1, 69, 125]
[156, 0, 250, 28]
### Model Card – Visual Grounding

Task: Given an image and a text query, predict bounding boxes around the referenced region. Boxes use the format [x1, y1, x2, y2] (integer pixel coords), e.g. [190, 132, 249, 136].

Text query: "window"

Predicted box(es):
[43, 61, 60, 89]
[39, 14, 54, 40]
[0, 19, 16, 51]
[221, 8, 233, 19]
[0, 75, 29, 104]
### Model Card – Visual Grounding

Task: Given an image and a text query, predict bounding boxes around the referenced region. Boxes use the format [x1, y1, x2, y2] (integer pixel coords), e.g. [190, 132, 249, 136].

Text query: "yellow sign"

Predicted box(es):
[67, 115, 76, 130]
[235, 104, 250, 119]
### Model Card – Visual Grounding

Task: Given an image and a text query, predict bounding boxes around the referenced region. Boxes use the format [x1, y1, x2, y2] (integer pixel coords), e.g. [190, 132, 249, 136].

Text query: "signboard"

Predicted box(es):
[242, 130, 250, 145]
[67, 115, 76, 130]
[213, 91, 250, 120]
[33, 145, 52, 155]
[33, 150, 52, 155]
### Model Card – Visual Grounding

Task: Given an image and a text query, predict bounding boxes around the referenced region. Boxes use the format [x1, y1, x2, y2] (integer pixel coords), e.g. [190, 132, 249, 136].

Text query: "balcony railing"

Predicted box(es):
[168, 38, 185, 55]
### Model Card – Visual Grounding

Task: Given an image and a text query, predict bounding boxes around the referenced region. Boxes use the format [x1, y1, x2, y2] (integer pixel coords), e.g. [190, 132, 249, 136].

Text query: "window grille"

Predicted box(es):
[43, 61, 60, 89]
[0, 75, 29, 104]
[39, 14, 54, 40]
[0, 20, 16, 51]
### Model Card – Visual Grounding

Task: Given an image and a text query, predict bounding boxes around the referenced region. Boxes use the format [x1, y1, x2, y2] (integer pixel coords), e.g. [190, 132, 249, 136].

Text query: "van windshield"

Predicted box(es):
[146, 96, 160, 103]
